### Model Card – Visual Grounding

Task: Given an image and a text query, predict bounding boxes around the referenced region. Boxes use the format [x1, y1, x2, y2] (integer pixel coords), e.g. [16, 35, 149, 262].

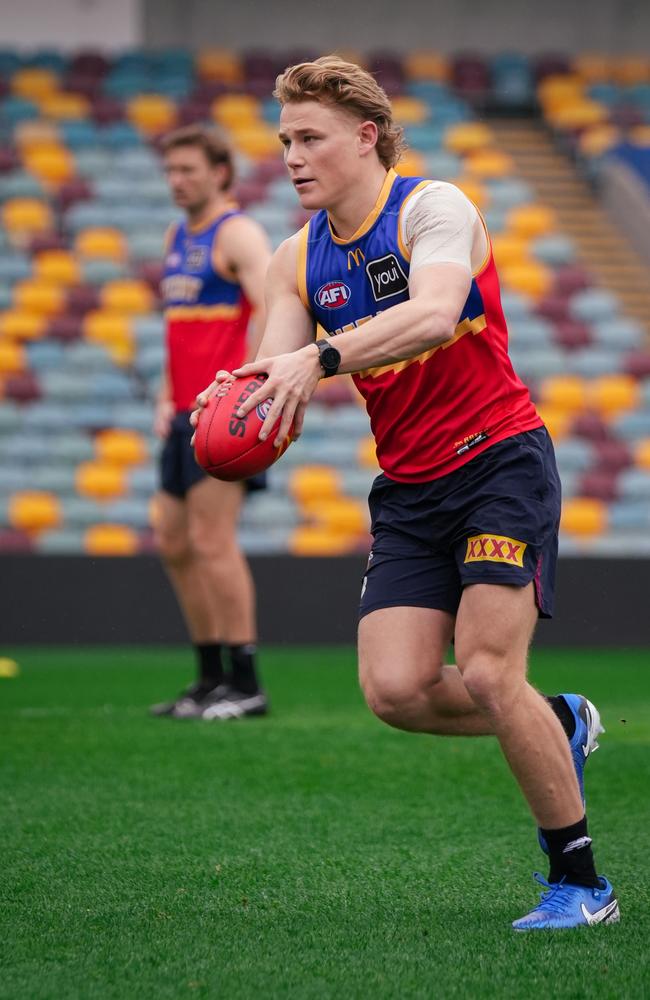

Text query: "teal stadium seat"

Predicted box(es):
[112, 402, 153, 434]
[618, 468, 650, 499]
[128, 465, 157, 495]
[67, 401, 116, 432]
[612, 410, 650, 441]
[531, 234, 577, 267]
[239, 493, 299, 530]
[60, 120, 100, 150]
[569, 288, 620, 324]
[35, 528, 85, 554]
[500, 290, 534, 323]
[26, 340, 66, 371]
[74, 148, 114, 180]
[133, 314, 164, 344]
[508, 316, 555, 348]
[508, 346, 568, 380]
[29, 465, 77, 494]
[0, 97, 39, 125]
[592, 317, 645, 350]
[103, 497, 151, 528]
[0, 251, 31, 282]
[566, 348, 625, 377]
[554, 438, 595, 474]
[22, 401, 72, 432]
[82, 259, 128, 284]
[423, 151, 462, 180]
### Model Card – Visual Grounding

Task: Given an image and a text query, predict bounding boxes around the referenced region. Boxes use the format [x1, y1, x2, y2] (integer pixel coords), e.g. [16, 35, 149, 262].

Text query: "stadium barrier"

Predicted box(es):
[1, 555, 649, 647]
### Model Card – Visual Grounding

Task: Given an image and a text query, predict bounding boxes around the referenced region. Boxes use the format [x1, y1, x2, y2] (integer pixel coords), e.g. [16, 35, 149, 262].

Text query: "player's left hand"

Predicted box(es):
[233, 346, 321, 446]
[189, 369, 235, 445]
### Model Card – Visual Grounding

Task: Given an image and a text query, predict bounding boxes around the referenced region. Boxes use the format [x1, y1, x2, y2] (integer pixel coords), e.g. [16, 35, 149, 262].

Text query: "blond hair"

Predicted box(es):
[274, 56, 404, 169]
[160, 123, 235, 190]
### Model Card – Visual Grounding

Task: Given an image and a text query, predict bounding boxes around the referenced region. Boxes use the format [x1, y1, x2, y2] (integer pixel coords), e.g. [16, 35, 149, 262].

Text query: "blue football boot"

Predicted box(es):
[538, 694, 604, 854]
[513, 873, 619, 930]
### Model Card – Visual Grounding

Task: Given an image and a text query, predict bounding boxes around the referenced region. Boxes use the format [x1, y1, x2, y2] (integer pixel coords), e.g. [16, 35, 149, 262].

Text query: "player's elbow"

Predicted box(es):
[419, 307, 457, 347]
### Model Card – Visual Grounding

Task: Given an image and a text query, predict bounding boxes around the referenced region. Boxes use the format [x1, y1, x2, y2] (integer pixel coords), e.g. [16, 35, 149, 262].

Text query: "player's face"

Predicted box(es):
[163, 146, 223, 214]
[279, 101, 373, 210]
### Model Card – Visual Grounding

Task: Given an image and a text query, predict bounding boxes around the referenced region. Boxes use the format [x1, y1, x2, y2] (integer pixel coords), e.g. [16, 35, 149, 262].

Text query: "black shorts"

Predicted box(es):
[359, 427, 561, 621]
[160, 411, 267, 498]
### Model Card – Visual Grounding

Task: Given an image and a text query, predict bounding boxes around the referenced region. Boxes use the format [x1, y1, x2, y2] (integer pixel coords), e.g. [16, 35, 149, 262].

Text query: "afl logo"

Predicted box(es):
[256, 397, 273, 421]
[316, 280, 351, 309]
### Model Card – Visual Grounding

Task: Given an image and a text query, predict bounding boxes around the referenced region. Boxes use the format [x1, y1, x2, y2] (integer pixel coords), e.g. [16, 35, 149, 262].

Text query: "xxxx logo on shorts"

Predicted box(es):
[464, 533, 527, 568]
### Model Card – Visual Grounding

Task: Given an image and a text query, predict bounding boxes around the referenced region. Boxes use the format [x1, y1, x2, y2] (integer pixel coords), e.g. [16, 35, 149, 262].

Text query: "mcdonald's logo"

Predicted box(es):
[347, 248, 365, 270]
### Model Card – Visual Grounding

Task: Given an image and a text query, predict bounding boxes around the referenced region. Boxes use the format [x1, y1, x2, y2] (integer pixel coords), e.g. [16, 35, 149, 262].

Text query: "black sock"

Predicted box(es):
[540, 816, 600, 888]
[546, 695, 576, 740]
[229, 643, 259, 695]
[195, 642, 225, 688]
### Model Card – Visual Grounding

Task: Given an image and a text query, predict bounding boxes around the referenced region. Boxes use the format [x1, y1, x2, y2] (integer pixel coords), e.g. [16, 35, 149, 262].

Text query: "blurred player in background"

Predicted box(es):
[192, 58, 619, 929]
[150, 124, 272, 721]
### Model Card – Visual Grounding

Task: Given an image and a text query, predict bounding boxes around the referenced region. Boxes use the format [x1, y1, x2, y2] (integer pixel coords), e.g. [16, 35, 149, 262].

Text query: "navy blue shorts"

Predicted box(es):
[359, 427, 561, 621]
[160, 411, 267, 498]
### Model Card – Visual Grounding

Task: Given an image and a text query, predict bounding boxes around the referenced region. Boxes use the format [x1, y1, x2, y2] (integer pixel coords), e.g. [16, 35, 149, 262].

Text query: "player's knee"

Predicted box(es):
[154, 525, 190, 565]
[458, 651, 519, 718]
[361, 672, 427, 731]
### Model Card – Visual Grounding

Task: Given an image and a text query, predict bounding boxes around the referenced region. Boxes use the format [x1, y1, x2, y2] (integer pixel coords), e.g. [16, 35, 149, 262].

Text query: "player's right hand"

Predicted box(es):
[189, 370, 234, 443]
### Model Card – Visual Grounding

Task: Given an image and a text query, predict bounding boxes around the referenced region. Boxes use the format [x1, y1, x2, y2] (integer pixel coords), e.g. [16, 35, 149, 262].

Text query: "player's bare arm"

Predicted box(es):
[216, 214, 272, 360]
[234, 258, 471, 445]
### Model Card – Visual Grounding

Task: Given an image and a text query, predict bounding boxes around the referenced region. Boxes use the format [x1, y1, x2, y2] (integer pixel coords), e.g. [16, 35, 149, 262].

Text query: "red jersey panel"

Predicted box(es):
[300, 170, 542, 482]
[162, 211, 252, 412]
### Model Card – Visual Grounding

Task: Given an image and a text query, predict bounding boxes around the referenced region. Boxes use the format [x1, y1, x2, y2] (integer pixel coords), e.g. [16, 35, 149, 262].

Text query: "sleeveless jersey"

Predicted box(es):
[299, 169, 542, 482]
[162, 209, 252, 412]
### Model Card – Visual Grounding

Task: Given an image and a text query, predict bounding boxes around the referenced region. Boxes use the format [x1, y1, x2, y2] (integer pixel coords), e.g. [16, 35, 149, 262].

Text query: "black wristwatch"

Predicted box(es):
[315, 338, 341, 378]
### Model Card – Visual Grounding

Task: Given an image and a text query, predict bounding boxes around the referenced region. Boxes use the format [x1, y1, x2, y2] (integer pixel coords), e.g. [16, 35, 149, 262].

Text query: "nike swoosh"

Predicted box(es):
[580, 899, 619, 925]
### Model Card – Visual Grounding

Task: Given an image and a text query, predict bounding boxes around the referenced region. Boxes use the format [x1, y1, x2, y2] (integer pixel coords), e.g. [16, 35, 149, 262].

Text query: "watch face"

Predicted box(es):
[322, 347, 340, 369]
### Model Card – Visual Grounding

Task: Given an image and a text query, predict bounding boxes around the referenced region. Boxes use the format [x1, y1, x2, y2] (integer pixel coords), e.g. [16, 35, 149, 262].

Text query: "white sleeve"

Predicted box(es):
[401, 182, 477, 273]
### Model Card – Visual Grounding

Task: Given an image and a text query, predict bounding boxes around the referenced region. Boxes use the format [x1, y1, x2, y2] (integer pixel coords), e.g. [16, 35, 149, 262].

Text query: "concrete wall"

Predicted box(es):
[2, 555, 649, 647]
[0, 0, 141, 51]
[143, 0, 650, 55]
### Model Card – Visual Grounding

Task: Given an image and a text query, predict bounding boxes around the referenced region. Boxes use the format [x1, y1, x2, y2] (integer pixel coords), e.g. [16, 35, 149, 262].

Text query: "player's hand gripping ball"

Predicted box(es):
[194, 374, 294, 481]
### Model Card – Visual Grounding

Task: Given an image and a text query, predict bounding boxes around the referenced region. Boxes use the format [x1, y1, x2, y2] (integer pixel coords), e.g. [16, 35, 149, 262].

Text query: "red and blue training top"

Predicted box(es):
[298, 169, 542, 482]
[162, 209, 252, 412]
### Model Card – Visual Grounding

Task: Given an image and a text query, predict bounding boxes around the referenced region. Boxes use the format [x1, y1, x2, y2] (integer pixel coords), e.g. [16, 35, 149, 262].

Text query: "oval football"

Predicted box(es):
[193, 375, 293, 482]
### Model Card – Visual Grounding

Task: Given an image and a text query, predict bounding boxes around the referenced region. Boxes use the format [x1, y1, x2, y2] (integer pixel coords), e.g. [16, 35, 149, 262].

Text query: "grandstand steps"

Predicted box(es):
[491, 120, 650, 337]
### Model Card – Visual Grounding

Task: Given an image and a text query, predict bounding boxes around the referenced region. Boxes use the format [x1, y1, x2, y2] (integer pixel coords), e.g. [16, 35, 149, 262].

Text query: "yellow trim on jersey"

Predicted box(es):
[472, 207, 492, 278]
[328, 169, 398, 246]
[397, 180, 434, 261]
[296, 223, 310, 309]
[358, 312, 487, 379]
[164, 303, 243, 322]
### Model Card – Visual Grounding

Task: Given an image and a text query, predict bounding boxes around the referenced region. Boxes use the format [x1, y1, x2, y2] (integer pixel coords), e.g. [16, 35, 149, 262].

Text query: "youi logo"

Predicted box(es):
[316, 280, 351, 309]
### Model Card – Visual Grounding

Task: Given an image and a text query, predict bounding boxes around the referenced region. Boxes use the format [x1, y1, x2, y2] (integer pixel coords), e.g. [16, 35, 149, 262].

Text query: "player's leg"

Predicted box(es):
[358, 605, 492, 735]
[185, 475, 266, 717]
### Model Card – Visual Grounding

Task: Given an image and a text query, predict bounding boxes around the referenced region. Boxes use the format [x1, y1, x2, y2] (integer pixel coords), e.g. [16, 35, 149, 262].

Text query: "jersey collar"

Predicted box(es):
[327, 168, 397, 246]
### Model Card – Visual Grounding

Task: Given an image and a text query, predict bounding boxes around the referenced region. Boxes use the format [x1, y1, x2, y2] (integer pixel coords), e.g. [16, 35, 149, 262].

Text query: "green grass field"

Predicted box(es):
[2, 646, 649, 1000]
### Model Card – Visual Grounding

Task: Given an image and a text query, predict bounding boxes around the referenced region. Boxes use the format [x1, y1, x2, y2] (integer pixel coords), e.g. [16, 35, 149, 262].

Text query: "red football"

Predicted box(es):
[193, 374, 294, 481]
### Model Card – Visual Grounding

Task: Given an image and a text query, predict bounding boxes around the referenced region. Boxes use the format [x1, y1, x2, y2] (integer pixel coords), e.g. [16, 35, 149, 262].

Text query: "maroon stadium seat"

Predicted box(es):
[4, 372, 41, 404]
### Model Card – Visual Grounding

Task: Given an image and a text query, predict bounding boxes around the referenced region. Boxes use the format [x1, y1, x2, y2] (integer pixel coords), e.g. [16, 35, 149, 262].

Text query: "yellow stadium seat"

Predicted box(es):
[13, 280, 65, 316]
[304, 497, 369, 535]
[75, 227, 127, 262]
[95, 428, 148, 466]
[587, 375, 640, 416]
[127, 94, 177, 135]
[14, 119, 60, 149]
[537, 75, 585, 114]
[453, 177, 488, 209]
[547, 100, 608, 131]
[100, 279, 154, 315]
[40, 92, 90, 121]
[8, 491, 61, 534]
[358, 436, 379, 469]
[500, 261, 552, 299]
[84, 523, 139, 555]
[11, 67, 59, 101]
[76, 462, 126, 502]
[613, 56, 650, 86]
[289, 525, 362, 556]
[490, 234, 531, 269]
[534, 405, 571, 442]
[444, 122, 495, 155]
[0, 309, 47, 341]
[23, 144, 75, 186]
[2, 198, 53, 239]
[507, 204, 557, 240]
[539, 375, 587, 414]
[466, 149, 515, 179]
[404, 52, 449, 81]
[629, 125, 650, 148]
[573, 54, 613, 84]
[578, 125, 621, 157]
[212, 94, 260, 128]
[634, 439, 650, 471]
[107, 339, 136, 367]
[33, 250, 81, 286]
[0, 340, 26, 375]
[560, 497, 607, 536]
[83, 310, 133, 346]
[232, 126, 281, 159]
[289, 466, 342, 505]
[196, 49, 243, 84]
[391, 97, 429, 124]
[396, 151, 427, 177]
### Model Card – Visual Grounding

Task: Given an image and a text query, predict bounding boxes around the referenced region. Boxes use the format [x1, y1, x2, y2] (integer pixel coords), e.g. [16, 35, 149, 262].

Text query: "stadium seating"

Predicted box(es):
[0, 47, 649, 556]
